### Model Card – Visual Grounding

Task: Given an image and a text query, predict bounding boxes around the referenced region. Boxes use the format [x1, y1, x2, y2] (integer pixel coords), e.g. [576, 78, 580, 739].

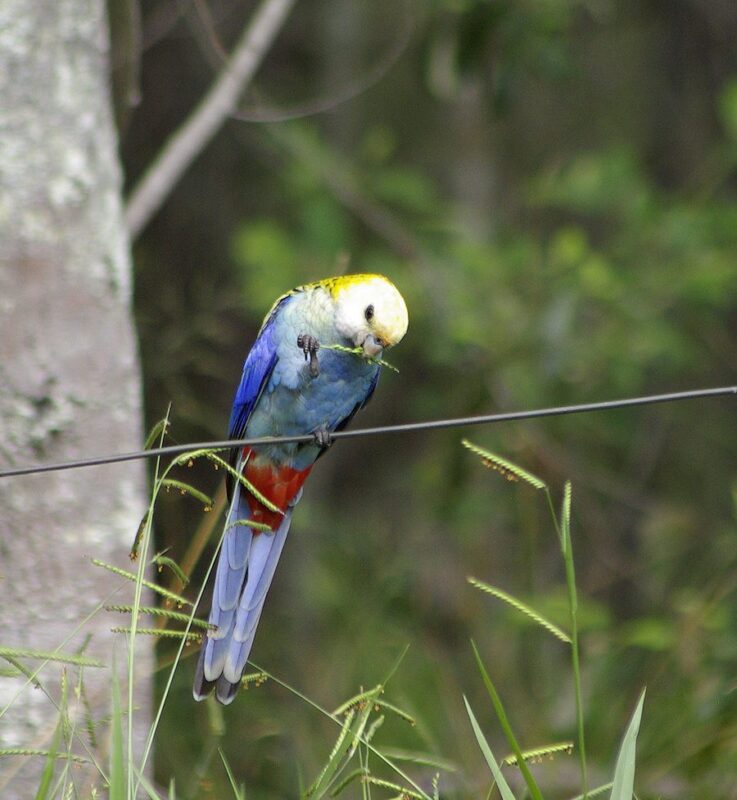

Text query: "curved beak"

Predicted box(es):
[362, 333, 384, 358]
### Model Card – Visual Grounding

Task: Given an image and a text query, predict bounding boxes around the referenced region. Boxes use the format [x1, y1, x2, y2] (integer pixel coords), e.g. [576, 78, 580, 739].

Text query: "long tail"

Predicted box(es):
[193, 480, 299, 705]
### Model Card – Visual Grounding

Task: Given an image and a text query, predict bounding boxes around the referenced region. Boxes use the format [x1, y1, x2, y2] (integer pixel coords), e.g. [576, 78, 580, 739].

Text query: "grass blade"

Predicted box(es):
[609, 690, 646, 800]
[305, 708, 357, 797]
[568, 783, 614, 800]
[462, 696, 517, 800]
[468, 577, 571, 643]
[219, 748, 245, 800]
[379, 749, 457, 772]
[109, 661, 125, 800]
[471, 641, 543, 800]
[328, 767, 368, 796]
[32, 672, 66, 800]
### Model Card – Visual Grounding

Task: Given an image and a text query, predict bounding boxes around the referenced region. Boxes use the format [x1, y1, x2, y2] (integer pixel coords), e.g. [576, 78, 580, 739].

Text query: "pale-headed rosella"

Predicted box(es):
[193, 274, 409, 704]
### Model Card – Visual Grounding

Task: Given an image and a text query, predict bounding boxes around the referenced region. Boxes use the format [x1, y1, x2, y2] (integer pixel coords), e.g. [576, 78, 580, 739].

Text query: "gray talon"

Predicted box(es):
[313, 426, 332, 448]
[297, 333, 320, 378]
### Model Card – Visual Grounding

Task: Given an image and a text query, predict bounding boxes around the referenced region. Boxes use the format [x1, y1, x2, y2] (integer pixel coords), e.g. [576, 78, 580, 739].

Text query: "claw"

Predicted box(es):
[297, 333, 320, 378]
[313, 426, 332, 448]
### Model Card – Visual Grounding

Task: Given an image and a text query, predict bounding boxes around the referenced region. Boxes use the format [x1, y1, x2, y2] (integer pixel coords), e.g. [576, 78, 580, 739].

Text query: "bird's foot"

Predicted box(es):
[297, 333, 320, 378]
[312, 425, 333, 449]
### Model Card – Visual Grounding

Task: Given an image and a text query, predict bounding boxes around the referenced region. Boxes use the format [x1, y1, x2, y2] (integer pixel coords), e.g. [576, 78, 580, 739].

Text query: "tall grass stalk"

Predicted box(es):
[126, 411, 172, 797]
[470, 641, 543, 800]
[462, 440, 620, 800]
[560, 481, 588, 797]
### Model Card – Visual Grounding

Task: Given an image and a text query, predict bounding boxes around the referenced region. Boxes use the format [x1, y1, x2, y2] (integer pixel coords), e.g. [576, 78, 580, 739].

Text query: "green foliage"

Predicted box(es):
[115, 2, 737, 796]
[464, 452, 650, 799]
[462, 696, 517, 800]
[609, 690, 646, 800]
[32, 672, 66, 800]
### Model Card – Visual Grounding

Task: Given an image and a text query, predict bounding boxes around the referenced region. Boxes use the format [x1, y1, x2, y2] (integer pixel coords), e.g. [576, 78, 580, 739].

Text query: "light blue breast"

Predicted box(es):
[246, 286, 380, 470]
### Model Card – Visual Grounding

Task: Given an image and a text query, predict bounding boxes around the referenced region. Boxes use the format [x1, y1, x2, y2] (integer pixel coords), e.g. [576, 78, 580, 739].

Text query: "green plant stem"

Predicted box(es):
[561, 482, 588, 798]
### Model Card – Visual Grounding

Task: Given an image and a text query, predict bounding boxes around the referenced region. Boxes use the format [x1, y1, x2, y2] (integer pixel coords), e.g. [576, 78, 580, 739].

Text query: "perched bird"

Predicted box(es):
[193, 274, 409, 704]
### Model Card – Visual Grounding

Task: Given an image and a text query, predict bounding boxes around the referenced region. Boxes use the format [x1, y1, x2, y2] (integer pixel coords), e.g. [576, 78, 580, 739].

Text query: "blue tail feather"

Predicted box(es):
[222, 509, 292, 686]
[193, 482, 301, 704]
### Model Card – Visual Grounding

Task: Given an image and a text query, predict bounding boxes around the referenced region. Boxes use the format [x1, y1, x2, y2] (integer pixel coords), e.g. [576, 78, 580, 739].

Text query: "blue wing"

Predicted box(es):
[226, 295, 291, 489]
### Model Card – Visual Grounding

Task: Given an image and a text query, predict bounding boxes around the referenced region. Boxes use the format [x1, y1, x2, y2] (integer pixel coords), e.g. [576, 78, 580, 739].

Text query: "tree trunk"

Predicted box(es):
[0, 0, 149, 796]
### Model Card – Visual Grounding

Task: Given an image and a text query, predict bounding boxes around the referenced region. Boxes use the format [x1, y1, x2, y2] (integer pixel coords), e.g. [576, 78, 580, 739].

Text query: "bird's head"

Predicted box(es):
[330, 274, 409, 358]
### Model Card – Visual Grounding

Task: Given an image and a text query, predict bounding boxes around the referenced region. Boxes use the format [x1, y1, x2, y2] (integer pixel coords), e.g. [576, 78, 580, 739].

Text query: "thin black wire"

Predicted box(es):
[0, 385, 734, 480]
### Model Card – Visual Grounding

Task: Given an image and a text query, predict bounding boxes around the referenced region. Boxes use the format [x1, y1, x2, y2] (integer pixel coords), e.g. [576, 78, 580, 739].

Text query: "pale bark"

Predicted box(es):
[0, 0, 149, 796]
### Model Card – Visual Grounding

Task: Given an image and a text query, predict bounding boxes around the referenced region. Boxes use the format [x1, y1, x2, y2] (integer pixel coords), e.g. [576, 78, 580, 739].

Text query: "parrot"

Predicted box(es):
[193, 274, 409, 704]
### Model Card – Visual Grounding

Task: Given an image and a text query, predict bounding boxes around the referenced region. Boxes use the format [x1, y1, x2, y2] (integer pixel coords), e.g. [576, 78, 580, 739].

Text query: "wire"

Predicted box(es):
[0, 385, 734, 480]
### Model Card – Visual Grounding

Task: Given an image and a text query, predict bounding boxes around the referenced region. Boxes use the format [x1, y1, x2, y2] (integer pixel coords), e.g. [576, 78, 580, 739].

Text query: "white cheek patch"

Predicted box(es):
[334, 276, 408, 347]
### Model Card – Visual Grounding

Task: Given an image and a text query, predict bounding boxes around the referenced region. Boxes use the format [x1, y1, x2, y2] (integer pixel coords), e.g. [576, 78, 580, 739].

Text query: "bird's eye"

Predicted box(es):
[364, 304, 375, 321]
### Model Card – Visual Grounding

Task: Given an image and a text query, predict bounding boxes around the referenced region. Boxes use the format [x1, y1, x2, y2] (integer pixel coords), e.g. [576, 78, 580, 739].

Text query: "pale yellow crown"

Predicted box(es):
[328, 274, 409, 351]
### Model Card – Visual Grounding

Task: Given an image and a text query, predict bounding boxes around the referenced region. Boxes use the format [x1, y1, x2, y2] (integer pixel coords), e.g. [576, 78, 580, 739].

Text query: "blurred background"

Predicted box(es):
[117, 0, 737, 796]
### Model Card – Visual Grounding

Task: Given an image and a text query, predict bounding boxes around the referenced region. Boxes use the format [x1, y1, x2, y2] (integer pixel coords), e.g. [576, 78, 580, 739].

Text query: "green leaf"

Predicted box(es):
[33, 673, 66, 800]
[133, 763, 173, 800]
[462, 696, 517, 800]
[219, 748, 246, 800]
[305, 708, 357, 797]
[470, 642, 544, 800]
[609, 690, 646, 800]
[379, 748, 457, 773]
[327, 767, 368, 796]
[568, 782, 614, 800]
